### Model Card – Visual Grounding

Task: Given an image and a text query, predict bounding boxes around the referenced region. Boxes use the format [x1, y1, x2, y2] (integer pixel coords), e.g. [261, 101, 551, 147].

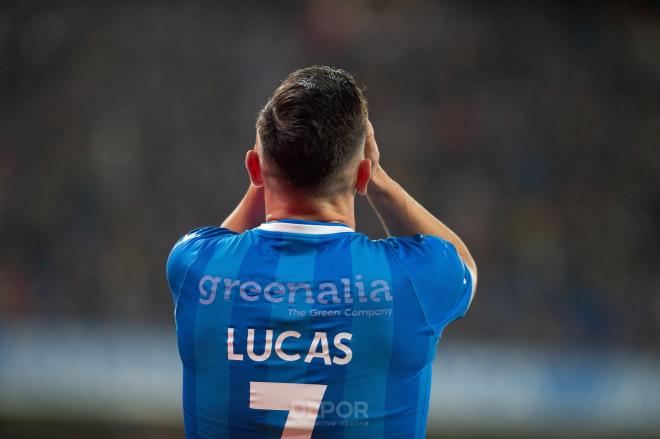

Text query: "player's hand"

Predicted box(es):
[364, 119, 380, 175]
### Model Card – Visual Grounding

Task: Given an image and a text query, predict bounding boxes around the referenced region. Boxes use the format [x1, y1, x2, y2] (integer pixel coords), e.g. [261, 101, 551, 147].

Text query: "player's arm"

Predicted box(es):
[220, 184, 265, 232]
[221, 136, 266, 232]
[363, 121, 477, 285]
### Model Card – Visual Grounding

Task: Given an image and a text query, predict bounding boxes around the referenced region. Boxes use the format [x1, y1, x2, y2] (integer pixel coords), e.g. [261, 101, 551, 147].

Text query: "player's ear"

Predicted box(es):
[355, 158, 371, 196]
[245, 149, 264, 187]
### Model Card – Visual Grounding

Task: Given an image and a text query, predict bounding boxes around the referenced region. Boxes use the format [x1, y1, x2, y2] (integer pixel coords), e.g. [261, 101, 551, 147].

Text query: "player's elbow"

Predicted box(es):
[464, 254, 478, 292]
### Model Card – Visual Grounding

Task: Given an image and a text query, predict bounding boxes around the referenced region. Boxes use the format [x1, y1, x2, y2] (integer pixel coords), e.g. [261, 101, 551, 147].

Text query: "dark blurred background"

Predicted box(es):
[1, 1, 659, 438]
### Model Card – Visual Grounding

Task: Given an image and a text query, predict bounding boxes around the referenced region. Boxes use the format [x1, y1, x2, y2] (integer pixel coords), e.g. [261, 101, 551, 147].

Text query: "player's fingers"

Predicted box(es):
[366, 120, 374, 138]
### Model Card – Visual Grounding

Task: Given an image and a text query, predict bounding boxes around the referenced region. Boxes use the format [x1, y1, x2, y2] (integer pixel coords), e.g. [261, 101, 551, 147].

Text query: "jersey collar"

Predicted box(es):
[257, 218, 354, 235]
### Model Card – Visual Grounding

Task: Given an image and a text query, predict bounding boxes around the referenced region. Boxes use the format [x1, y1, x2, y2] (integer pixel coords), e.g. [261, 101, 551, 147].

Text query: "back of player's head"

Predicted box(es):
[256, 66, 368, 193]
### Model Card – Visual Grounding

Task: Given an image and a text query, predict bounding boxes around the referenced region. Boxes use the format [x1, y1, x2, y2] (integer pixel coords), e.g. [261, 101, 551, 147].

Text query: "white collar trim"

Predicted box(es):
[257, 222, 354, 235]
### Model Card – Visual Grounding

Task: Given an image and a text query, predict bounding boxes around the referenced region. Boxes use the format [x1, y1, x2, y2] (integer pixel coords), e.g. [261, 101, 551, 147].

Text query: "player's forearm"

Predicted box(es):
[367, 165, 477, 279]
[221, 184, 265, 232]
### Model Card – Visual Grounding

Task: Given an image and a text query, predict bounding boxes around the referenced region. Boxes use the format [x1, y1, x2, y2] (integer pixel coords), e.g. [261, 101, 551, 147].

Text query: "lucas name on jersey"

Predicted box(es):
[227, 327, 353, 366]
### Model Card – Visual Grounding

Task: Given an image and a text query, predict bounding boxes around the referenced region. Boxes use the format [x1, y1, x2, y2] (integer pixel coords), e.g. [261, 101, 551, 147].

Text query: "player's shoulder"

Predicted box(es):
[175, 225, 238, 245]
[377, 234, 474, 336]
[379, 233, 459, 260]
[352, 233, 462, 274]
[377, 233, 466, 282]
[168, 225, 239, 261]
[166, 226, 238, 290]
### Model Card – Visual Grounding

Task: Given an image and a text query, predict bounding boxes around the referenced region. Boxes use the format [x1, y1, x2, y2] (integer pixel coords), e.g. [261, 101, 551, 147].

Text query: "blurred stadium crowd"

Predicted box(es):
[1, 1, 658, 353]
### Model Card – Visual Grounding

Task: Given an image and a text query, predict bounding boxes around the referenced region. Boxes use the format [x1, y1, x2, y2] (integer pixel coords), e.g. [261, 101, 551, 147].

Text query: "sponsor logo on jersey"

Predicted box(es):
[198, 275, 392, 305]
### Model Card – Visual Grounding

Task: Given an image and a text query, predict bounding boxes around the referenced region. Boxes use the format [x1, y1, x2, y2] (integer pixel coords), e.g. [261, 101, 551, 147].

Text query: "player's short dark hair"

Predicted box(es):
[256, 66, 368, 193]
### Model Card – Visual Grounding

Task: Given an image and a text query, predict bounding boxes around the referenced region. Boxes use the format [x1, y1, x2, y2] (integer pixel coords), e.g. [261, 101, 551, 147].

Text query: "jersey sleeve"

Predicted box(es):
[166, 226, 237, 306]
[386, 234, 475, 337]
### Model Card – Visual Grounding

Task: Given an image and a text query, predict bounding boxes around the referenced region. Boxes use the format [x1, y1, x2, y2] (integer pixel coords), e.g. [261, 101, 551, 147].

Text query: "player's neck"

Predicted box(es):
[263, 187, 356, 229]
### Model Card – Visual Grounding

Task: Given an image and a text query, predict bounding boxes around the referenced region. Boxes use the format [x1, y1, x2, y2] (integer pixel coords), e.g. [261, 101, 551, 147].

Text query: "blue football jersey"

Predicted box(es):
[166, 219, 474, 439]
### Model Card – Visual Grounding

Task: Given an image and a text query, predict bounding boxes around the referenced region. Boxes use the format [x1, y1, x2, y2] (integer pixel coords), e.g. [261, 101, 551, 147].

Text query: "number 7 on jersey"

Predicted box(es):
[250, 381, 328, 439]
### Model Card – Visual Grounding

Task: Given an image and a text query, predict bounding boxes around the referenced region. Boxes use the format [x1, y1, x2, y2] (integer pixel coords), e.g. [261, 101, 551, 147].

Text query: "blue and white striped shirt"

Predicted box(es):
[166, 218, 474, 438]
